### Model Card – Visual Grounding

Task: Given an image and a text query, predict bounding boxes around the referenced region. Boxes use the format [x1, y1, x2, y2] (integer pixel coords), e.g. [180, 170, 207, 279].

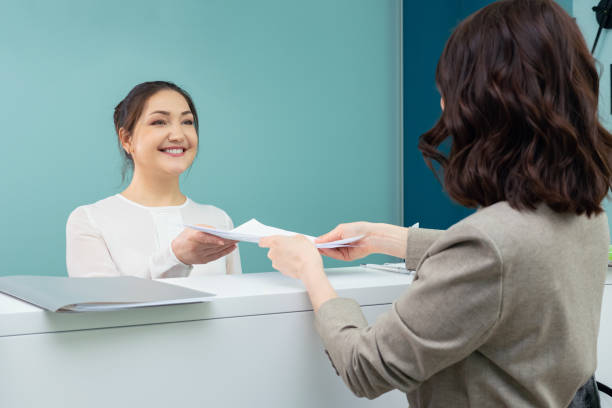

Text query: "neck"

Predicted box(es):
[121, 169, 185, 207]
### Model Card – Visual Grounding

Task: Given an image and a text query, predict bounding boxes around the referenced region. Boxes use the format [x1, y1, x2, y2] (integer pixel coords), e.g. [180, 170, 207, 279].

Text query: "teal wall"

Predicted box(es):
[574, 1, 612, 239]
[556, 0, 573, 13]
[403, 1, 466, 230]
[403, 0, 573, 230]
[402, 1, 491, 230]
[0, 0, 402, 276]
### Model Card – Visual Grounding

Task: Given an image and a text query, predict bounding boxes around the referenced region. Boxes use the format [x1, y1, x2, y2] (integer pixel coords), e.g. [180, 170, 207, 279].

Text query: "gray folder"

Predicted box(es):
[0, 275, 215, 312]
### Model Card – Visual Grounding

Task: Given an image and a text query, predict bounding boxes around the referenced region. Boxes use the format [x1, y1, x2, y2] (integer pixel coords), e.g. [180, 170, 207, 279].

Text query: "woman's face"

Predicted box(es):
[122, 89, 198, 178]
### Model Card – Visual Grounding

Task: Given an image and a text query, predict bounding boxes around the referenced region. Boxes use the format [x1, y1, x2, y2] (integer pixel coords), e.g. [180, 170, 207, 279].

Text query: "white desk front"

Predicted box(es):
[0, 267, 412, 408]
[2, 267, 610, 408]
[597, 267, 612, 386]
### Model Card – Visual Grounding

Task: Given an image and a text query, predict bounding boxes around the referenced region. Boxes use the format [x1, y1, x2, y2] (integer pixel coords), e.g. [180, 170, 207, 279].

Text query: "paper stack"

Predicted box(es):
[186, 219, 363, 248]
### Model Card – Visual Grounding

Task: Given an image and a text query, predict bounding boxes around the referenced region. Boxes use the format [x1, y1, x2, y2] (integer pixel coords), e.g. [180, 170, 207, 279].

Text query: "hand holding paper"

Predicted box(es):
[255, 221, 419, 313]
[258, 234, 337, 311]
[185, 219, 363, 249]
[172, 226, 237, 265]
[315, 222, 376, 261]
[317, 222, 419, 261]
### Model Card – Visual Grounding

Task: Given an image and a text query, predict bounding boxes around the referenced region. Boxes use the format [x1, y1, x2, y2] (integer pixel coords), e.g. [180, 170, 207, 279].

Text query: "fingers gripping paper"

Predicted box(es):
[185, 219, 363, 248]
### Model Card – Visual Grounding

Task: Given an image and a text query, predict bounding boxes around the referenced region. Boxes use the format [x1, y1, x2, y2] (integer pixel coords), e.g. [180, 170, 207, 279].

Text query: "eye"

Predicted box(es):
[182, 119, 194, 125]
[151, 119, 166, 126]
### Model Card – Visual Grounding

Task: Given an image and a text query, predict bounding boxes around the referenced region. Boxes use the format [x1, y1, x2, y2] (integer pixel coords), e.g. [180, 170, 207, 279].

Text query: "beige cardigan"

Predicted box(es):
[315, 202, 608, 407]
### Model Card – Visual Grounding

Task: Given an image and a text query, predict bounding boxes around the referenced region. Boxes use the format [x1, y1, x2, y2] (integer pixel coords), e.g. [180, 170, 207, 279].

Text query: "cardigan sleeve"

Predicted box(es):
[314, 223, 503, 399]
[149, 244, 193, 279]
[404, 227, 444, 269]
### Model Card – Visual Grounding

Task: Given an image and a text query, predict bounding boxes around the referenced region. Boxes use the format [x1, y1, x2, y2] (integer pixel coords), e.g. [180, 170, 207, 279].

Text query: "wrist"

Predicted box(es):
[301, 266, 337, 312]
[170, 240, 190, 266]
[372, 223, 409, 258]
[299, 257, 325, 284]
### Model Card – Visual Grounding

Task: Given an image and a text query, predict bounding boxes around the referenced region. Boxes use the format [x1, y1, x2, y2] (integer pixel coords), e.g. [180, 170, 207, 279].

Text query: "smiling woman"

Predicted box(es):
[66, 81, 241, 278]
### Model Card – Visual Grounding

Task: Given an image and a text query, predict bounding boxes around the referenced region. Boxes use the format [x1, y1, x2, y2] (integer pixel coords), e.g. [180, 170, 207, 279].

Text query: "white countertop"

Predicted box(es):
[0, 267, 413, 337]
[2, 266, 607, 339]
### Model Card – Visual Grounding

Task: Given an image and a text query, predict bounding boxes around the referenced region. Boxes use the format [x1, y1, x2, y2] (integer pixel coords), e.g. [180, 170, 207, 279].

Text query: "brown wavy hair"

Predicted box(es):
[418, 0, 612, 215]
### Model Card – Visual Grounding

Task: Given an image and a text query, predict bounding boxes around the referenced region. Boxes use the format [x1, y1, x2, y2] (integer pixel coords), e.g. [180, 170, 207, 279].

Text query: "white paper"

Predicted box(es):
[360, 262, 414, 274]
[185, 218, 364, 248]
[65, 297, 212, 312]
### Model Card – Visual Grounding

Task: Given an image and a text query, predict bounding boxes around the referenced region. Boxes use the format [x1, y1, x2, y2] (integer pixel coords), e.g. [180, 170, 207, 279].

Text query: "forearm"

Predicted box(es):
[300, 224, 410, 302]
[404, 227, 444, 269]
[372, 224, 444, 267]
[315, 298, 406, 399]
[150, 244, 193, 279]
[371, 223, 409, 259]
[302, 265, 338, 312]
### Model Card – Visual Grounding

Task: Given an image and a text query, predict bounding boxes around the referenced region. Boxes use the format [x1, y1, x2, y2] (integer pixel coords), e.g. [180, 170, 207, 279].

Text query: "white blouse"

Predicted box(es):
[66, 194, 242, 278]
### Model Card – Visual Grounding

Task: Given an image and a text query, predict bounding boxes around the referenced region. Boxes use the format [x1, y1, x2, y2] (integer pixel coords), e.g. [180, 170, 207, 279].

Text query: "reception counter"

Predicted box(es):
[1, 266, 610, 407]
[0, 267, 412, 408]
[597, 267, 612, 386]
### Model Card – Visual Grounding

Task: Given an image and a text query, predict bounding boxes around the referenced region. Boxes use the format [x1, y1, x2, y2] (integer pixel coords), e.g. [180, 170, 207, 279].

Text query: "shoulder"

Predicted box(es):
[72, 195, 124, 212]
[425, 219, 503, 269]
[419, 204, 526, 272]
[458, 201, 541, 231]
[67, 195, 125, 228]
[460, 200, 607, 240]
[185, 199, 235, 228]
[441, 202, 538, 263]
[449, 201, 608, 266]
[67, 205, 89, 225]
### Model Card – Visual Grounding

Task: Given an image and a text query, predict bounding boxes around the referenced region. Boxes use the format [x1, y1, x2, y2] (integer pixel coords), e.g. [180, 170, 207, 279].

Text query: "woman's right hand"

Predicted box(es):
[316, 222, 409, 262]
[171, 226, 237, 265]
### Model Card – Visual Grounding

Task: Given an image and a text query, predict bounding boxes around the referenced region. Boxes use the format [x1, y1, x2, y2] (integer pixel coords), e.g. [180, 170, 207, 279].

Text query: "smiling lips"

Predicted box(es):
[159, 147, 187, 157]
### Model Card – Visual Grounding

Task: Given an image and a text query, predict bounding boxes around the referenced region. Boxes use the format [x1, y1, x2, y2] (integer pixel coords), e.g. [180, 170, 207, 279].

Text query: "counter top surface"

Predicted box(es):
[0, 267, 413, 337]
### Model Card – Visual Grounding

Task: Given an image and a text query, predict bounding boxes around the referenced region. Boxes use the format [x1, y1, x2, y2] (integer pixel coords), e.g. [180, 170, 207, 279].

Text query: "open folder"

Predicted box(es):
[0, 276, 214, 312]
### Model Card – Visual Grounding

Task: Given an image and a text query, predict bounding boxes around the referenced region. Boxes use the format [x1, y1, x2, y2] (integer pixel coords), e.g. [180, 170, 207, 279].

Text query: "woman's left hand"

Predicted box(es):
[259, 235, 323, 279]
[259, 235, 337, 311]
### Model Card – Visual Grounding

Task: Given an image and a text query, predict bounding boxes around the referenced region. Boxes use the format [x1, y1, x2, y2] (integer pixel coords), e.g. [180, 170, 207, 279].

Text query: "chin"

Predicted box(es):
[158, 158, 194, 177]
[165, 166, 190, 176]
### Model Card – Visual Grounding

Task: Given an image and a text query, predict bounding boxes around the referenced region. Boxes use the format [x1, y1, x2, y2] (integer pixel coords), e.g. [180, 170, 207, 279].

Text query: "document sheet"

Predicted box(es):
[186, 218, 363, 248]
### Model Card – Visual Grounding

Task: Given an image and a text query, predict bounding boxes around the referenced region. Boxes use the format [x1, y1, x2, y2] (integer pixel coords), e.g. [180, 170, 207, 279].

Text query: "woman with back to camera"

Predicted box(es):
[260, 0, 612, 406]
[67, 81, 241, 278]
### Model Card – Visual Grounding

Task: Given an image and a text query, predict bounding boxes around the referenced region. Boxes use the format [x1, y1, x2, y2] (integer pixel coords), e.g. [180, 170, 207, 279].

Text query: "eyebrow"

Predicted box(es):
[149, 110, 193, 116]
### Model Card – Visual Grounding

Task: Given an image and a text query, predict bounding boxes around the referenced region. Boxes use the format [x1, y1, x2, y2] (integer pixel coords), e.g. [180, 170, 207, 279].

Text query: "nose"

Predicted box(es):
[167, 122, 186, 142]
